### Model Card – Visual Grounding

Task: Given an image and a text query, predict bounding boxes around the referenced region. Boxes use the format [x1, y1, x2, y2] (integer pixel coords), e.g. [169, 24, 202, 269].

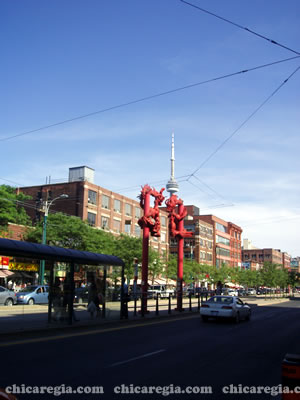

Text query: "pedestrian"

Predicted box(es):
[121, 277, 129, 319]
[51, 277, 62, 321]
[62, 273, 79, 322]
[88, 281, 100, 319]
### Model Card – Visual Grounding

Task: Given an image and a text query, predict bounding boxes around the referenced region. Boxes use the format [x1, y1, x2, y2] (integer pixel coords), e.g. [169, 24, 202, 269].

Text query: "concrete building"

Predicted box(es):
[18, 166, 169, 255]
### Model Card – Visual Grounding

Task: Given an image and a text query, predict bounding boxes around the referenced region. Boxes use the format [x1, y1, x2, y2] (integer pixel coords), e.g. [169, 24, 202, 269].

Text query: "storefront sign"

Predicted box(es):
[0, 256, 10, 269]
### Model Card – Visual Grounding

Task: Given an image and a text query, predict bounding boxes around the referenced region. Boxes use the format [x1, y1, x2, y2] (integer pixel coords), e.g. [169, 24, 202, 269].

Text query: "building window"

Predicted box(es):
[161, 232, 166, 243]
[88, 190, 97, 205]
[207, 241, 212, 249]
[216, 235, 230, 246]
[134, 225, 141, 237]
[125, 204, 132, 216]
[207, 253, 213, 261]
[87, 212, 96, 226]
[252, 254, 257, 259]
[102, 195, 110, 209]
[135, 207, 141, 218]
[216, 248, 230, 257]
[125, 220, 131, 234]
[216, 223, 227, 233]
[200, 251, 206, 260]
[113, 219, 121, 233]
[101, 216, 110, 230]
[161, 216, 166, 227]
[185, 224, 195, 232]
[114, 199, 121, 213]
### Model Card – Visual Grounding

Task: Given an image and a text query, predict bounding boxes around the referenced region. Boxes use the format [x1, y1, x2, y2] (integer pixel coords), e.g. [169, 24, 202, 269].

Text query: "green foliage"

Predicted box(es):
[0, 185, 31, 228]
[26, 212, 116, 252]
[112, 234, 142, 278]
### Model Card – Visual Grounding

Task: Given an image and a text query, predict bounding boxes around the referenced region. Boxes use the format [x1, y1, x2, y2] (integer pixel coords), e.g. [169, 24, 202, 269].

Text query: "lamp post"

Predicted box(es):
[39, 194, 69, 285]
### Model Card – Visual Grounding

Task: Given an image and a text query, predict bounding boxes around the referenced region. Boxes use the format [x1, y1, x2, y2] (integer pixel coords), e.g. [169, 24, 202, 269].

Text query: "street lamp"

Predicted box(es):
[39, 194, 69, 284]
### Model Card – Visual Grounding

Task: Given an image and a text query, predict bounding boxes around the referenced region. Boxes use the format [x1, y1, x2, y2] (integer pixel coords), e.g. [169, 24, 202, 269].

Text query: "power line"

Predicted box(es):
[0, 56, 299, 143]
[190, 175, 226, 200]
[243, 214, 300, 228]
[180, 0, 300, 56]
[187, 64, 300, 180]
[0, 177, 24, 186]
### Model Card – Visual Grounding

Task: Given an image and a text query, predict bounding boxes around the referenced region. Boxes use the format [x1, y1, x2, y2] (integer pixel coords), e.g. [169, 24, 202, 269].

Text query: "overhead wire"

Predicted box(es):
[0, 56, 299, 143]
[180, 0, 300, 56]
[187, 64, 300, 180]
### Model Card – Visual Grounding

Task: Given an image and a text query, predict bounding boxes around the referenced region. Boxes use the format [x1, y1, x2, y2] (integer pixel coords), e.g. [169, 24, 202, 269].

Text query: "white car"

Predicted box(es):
[148, 285, 175, 298]
[222, 288, 238, 296]
[200, 295, 251, 323]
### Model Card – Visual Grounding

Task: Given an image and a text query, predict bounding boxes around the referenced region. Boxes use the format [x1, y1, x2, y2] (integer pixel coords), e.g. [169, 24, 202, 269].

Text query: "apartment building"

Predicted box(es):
[198, 215, 242, 268]
[19, 166, 169, 255]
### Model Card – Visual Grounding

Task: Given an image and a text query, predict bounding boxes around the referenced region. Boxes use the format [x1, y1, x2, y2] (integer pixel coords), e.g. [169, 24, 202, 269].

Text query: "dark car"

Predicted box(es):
[238, 289, 247, 297]
[74, 287, 89, 304]
[0, 286, 17, 306]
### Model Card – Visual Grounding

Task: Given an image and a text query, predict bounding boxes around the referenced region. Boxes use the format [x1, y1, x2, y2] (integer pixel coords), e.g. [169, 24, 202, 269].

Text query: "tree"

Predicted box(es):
[260, 262, 280, 288]
[25, 212, 115, 252]
[0, 185, 31, 230]
[112, 234, 142, 280]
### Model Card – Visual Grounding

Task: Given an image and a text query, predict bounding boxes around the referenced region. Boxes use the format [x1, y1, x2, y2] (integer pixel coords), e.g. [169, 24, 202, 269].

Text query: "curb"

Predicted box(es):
[0, 297, 293, 341]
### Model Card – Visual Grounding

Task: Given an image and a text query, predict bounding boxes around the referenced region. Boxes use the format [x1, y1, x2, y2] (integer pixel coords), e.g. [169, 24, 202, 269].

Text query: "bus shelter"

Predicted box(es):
[0, 238, 125, 324]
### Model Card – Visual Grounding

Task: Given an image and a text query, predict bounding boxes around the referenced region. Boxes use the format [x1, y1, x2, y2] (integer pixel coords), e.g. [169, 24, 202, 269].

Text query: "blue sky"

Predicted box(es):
[1, 0, 299, 257]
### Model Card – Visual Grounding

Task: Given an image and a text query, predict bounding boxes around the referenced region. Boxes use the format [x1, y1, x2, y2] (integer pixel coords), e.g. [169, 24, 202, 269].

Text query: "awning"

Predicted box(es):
[0, 270, 14, 278]
[9, 271, 33, 279]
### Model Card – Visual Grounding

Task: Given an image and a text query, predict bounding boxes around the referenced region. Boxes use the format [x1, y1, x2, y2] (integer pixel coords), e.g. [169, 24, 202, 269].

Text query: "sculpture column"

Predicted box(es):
[177, 202, 184, 312]
[141, 190, 150, 315]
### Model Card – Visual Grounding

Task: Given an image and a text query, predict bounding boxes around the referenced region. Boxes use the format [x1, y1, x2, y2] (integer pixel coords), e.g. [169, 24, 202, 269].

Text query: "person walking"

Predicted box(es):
[88, 281, 100, 319]
[51, 277, 62, 321]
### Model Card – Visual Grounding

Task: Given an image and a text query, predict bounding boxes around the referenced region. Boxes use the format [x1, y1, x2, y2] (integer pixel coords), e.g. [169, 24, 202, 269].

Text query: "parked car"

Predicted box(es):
[246, 288, 256, 295]
[237, 289, 247, 297]
[16, 285, 49, 305]
[0, 286, 17, 306]
[221, 288, 238, 296]
[148, 285, 175, 298]
[257, 288, 270, 295]
[74, 287, 89, 304]
[200, 295, 251, 323]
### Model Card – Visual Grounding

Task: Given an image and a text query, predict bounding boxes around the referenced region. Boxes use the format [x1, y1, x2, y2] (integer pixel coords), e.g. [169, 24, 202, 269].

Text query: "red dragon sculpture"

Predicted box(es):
[165, 194, 193, 239]
[138, 185, 165, 237]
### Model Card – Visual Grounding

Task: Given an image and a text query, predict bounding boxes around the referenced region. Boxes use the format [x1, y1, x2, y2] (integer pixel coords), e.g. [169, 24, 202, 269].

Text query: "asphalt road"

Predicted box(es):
[1, 299, 300, 400]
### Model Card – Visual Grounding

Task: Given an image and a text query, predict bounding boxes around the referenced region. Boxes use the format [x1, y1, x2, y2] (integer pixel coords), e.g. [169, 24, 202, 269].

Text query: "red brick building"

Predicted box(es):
[242, 247, 283, 267]
[19, 166, 169, 255]
[164, 204, 242, 268]
[197, 215, 242, 268]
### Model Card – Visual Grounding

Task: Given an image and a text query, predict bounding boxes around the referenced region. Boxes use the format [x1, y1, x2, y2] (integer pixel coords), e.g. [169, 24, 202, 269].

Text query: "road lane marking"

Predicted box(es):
[108, 349, 166, 368]
[0, 315, 198, 347]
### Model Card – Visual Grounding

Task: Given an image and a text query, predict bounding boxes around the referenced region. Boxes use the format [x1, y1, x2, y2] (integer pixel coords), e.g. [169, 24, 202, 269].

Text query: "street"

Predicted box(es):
[1, 299, 300, 399]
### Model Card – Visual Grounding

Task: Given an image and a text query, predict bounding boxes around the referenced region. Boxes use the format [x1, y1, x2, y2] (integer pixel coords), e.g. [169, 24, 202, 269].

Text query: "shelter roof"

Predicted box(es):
[0, 238, 124, 267]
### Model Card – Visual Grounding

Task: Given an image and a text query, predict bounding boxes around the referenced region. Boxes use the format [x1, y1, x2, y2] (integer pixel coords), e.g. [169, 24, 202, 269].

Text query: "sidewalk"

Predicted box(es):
[0, 295, 293, 339]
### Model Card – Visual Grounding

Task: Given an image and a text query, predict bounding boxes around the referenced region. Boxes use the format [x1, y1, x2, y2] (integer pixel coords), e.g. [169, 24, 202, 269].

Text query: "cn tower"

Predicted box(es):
[166, 133, 179, 196]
